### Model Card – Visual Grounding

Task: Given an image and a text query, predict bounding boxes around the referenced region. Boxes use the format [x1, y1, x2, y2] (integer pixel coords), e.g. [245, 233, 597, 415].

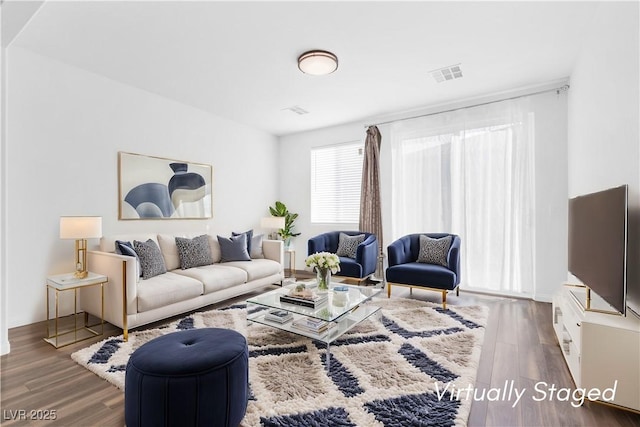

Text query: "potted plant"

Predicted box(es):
[268, 201, 300, 248]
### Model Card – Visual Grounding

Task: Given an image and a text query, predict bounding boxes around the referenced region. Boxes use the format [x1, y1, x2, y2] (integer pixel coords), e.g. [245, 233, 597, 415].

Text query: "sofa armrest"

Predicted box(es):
[447, 236, 461, 283]
[262, 239, 284, 267]
[387, 237, 413, 267]
[307, 235, 327, 255]
[356, 235, 378, 276]
[82, 251, 138, 329]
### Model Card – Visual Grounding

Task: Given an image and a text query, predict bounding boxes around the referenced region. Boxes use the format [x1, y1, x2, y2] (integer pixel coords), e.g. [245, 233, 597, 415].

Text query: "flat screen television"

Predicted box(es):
[568, 185, 628, 315]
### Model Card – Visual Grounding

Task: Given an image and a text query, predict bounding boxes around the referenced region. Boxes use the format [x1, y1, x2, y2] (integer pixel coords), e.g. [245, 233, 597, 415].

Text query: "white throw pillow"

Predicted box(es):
[157, 234, 181, 271]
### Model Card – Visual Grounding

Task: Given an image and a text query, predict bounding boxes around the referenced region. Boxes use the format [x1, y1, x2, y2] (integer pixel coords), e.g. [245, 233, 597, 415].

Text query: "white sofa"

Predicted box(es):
[80, 233, 284, 340]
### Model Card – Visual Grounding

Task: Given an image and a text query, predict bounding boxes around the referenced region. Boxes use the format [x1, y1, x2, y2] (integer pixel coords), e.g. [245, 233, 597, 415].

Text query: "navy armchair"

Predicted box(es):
[386, 233, 461, 308]
[308, 231, 378, 282]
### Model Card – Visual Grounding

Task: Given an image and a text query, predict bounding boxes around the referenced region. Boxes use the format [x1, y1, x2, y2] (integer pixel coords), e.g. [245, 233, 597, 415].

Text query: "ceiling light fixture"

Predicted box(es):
[298, 50, 338, 75]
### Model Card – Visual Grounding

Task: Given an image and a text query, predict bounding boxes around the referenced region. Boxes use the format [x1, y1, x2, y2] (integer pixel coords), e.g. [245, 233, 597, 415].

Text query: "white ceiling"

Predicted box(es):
[7, 1, 600, 136]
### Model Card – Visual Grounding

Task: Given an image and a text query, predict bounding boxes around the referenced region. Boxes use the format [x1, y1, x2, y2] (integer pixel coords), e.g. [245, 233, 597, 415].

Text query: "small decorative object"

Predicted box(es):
[305, 252, 340, 292]
[332, 285, 349, 307]
[281, 283, 328, 308]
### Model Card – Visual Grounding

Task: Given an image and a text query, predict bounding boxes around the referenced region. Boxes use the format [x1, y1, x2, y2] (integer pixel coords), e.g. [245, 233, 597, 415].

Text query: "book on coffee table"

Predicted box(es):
[264, 309, 293, 323]
[290, 317, 336, 336]
[279, 293, 328, 308]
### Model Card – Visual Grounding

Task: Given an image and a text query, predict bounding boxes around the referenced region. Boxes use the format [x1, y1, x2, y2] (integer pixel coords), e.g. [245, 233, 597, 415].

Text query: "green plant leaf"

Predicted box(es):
[268, 200, 300, 240]
[275, 201, 286, 214]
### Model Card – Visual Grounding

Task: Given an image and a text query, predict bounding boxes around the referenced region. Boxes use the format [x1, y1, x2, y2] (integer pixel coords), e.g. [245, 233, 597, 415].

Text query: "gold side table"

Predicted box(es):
[44, 272, 107, 348]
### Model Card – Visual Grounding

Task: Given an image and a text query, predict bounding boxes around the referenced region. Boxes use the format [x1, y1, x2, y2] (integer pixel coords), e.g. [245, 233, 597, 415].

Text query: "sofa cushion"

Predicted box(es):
[249, 234, 264, 259]
[157, 234, 181, 271]
[137, 271, 204, 312]
[337, 257, 363, 279]
[417, 234, 452, 267]
[386, 262, 457, 290]
[218, 234, 251, 262]
[233, 230, 265, 259]
[231, 229, 254, 257]
[252, 234, 265, 259]
[336, 232, 365, 258]
[222, 259, 281, 282]
[134, 239, 167, 280]
[101, 234, 157, 253]
[207, 235, 222, 263]
[175, 235, 213, 269]
[174, 265, 248, 293]
[115, 240, 142, 278]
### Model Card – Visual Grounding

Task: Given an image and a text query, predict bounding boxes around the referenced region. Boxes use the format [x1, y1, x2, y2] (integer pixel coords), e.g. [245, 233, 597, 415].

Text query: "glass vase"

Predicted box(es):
[316, 268, 331, 292]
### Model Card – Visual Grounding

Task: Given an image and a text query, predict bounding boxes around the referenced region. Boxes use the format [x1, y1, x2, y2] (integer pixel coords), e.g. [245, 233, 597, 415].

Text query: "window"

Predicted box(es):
[310, 142, 363, 223]
[390, 98, 535, 296]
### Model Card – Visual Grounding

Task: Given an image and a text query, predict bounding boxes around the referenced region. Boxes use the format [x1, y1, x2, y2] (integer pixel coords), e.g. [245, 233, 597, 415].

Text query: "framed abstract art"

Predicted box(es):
[118, 152, 213, 220]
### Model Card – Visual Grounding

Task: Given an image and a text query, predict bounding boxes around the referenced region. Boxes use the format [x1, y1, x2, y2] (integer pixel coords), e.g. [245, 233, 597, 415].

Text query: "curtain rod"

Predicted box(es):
[365, 84, 570, 128]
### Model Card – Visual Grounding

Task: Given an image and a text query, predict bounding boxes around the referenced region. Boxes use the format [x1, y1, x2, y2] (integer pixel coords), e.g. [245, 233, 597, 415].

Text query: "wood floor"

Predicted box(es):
[2, 278, 639, 426]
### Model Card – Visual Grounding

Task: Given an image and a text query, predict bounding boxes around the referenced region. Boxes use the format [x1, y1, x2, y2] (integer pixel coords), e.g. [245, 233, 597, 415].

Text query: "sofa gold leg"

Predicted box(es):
[456, 286, 459, 297]
[410, 287, 413, 296]
[442, 290, 447, 310]
[387, 283, 391, 298]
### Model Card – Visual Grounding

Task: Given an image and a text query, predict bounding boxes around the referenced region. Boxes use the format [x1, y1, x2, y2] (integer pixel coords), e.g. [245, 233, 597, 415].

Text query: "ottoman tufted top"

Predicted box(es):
[128, 328, 247, 376]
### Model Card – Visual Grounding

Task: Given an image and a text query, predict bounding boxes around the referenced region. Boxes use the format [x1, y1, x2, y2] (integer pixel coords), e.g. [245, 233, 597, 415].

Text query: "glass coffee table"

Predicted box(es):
[246, 282, 382, 370]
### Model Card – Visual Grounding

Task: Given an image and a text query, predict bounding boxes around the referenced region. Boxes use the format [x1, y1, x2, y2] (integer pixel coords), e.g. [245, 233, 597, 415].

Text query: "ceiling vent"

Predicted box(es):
[282, 106, 309, 115]
[430, 64, 463, 83]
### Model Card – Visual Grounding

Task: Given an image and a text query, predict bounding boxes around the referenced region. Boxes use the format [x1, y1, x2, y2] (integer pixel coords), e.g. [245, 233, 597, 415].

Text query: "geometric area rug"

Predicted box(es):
[71, 297, 488, 426]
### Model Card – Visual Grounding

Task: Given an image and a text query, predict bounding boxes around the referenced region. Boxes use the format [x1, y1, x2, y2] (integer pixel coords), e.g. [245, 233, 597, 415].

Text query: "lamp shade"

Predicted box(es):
[260, 216, 285, 230]
[298, 50, 338, 75]
[60, 216, 103, 239]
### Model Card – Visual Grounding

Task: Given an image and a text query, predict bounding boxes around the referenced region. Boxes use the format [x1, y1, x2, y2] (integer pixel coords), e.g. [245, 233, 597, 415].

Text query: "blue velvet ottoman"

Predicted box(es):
[125, 328, 248, 427]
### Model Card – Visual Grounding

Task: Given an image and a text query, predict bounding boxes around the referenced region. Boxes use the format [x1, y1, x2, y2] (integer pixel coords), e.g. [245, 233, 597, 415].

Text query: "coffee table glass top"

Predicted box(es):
[246, 281, 382, 323]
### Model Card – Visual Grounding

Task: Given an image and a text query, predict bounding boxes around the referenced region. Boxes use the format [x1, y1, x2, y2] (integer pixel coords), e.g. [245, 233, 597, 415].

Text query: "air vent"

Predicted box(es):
[430, 64, 463, 83]
[282, 106, 309, 115]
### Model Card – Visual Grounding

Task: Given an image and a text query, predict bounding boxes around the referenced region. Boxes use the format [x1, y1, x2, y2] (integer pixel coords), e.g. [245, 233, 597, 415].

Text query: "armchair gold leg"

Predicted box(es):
[456, 286, 459, 297]
[442, 290, 447, 310]
[387, 283, 391, 298]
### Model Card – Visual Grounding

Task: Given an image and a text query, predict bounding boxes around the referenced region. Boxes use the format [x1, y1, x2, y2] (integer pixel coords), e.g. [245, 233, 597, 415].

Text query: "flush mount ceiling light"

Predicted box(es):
[298, 50, 338, 75]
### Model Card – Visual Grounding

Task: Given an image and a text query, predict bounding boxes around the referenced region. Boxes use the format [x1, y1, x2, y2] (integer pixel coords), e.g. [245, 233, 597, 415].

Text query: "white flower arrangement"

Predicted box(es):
[305, 252, 341, 274]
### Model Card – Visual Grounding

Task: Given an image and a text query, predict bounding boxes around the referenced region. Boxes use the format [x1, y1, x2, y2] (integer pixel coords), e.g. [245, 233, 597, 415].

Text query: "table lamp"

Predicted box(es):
[260, 216, 285, 240]
[60, 216, 103, 278]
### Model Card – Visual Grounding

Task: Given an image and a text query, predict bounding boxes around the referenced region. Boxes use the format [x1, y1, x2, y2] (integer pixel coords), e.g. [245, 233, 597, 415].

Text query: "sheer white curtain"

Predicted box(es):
[390, 98, 535, 295]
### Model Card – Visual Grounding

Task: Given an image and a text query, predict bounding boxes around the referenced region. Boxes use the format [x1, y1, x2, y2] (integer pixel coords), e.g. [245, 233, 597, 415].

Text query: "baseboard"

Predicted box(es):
[459, 287, 554, 304]
[533, 293, 553, 303]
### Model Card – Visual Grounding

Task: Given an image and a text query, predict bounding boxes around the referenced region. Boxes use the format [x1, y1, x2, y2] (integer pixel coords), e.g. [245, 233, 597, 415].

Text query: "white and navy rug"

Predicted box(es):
[72, 297, 488, 427]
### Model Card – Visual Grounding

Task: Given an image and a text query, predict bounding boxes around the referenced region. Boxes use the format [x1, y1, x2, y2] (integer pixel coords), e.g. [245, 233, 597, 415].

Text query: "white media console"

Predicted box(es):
[552, 284, 640, 412]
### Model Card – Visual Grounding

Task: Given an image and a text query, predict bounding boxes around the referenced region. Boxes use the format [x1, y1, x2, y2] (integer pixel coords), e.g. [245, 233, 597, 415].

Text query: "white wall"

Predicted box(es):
[5, 47, 279, 329]
[278, 122, 394, 273]
[567, 2, 639, 313]
[279, 85, 568, 302]
[1, 5, 10, 355]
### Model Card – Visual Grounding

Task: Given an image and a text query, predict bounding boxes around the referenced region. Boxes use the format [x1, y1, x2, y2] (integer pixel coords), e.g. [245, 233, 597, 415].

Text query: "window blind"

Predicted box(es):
[310, 142, 363, 223]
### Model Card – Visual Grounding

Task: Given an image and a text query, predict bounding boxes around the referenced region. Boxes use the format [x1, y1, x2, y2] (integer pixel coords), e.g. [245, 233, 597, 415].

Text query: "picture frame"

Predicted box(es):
[118, 151, 213, 220]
